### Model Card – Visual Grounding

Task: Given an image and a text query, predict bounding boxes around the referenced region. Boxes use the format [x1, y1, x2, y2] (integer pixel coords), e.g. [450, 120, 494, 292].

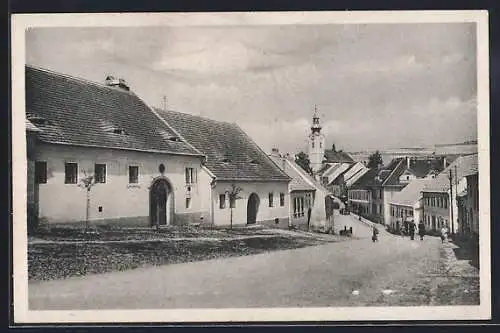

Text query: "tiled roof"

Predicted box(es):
[25, 66, 202, 156]
[382, 157, 447, 186]
[423, 153, 479, 193]
[381, 158, 406, 186]
[389, 178, 430, 207]
[268, 155, 315, 191]
[155, 109, 291, 182]
[349, 168, 381, 190]
[324, 150, 354, 163]
[26, 119, 42, 132]
[408, 157, 447, 178]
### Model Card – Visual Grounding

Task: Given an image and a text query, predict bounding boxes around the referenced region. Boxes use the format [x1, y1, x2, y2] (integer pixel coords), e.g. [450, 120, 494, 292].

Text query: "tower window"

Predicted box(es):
[312, 142, 315, 148]
[320, 142, 322, 148]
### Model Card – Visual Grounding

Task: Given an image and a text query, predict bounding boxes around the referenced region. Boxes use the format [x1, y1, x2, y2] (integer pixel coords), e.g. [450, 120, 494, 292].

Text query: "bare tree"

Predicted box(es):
[78, 170, 96, 232]
[226, 183, 243, 229]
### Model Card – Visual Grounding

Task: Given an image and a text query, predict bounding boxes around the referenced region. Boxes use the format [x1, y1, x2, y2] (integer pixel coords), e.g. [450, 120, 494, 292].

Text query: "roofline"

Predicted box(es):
[26, 64, 136, 96]
[216, 178, 291, 183]
[381, 159, 405, 186]
[201, 165, 216, 179]
[284, 158, 328, 193]
[422, 189, 449, 194]
[148, 106, 206, 158]
[37, 140, 206, 158]
[388, 202, 415, 208]
[231, 123, 292, 182]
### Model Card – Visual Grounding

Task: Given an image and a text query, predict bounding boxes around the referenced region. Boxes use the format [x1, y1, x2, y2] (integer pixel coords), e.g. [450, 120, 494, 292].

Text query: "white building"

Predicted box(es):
[155, 109, 292, 228]
[27, 65, 291, 229]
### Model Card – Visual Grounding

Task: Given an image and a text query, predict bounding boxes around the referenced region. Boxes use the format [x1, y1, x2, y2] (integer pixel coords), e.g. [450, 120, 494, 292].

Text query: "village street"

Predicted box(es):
[29, 213, 479, 310]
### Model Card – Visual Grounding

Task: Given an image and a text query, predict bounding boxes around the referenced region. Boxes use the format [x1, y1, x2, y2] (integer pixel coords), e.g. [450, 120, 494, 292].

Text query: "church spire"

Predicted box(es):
[311, 105, 322, 133]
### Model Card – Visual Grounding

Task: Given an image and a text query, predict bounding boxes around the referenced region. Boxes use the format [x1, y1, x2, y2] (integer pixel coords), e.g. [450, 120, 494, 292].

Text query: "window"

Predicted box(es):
[312, 142, 315, 148]
[185, 197, 191, 209]
[229, 196, 236, 209]
[129, 166, 139, 184]
[219, 194, 226, 209]
[293, 197, 305, 218]
[319, 142, 322, 148]
[35, 161, 47, 184]
[94, 164, 106, 183]
[444, 197, 448, 209]
[269, 192, 274, 207]
[280, 193, 285, 207]
[64, 162, 78, 184]
[185, 167, 197, 184]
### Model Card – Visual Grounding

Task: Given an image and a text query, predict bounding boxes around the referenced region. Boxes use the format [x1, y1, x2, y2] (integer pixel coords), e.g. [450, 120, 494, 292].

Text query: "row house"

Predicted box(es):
[347, 168, 380, 219]
[269, 149, 334, 232]
[327, 161, 369, 199]
[380, 156, 447, 226]
[422, 153, 478, 233]
[388, 178, 430, 233]
[457, 171, 479, 236]
[26, 65, 291, 229]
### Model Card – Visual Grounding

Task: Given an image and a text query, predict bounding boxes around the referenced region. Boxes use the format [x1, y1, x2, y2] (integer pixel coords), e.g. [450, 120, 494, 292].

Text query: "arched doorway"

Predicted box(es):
[150, 178, 173, 227]
[247, 193, 260, 224]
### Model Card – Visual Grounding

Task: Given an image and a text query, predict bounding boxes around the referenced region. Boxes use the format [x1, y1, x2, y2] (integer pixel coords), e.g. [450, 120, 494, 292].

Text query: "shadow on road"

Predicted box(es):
[451, 237, 479, 269]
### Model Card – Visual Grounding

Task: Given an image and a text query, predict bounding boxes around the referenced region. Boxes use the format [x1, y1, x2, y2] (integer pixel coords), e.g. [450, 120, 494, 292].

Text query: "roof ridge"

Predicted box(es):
[26, 64, 135, 96]
[381, 158, 405, 186]
[231, 123, 291, 182]
[155, 107, 236, 127]
[147, 106, 205, 158]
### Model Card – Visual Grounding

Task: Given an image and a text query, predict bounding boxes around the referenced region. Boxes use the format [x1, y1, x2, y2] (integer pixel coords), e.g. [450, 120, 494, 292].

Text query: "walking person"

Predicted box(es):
[418, 221, 426, 241]
[440, 225, 448, 244]
[409, 221, 416, 240]
[372, 225, 379, 242]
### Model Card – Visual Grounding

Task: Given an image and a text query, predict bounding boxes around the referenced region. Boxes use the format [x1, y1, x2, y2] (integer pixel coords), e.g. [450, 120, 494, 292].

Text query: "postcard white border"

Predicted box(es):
[12, 10, 491, 323]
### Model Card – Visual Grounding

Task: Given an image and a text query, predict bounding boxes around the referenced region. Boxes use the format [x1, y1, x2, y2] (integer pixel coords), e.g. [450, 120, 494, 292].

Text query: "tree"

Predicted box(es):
[331, 143, 336, 152]
[367, 150, 383, 169]
[78, 170, 96, 232]
[226, 183, 243, 229]
[295, 151, 313, 175]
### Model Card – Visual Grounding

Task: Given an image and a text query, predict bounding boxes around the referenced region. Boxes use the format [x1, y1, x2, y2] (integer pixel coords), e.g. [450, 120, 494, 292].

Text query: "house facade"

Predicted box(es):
[381, 156, 447, 226]
[388, 178, 429, 233]
[347, 168, 379, 219]
[155, 109, 292, 229]
[269, 149, 333, 232]
[422, 153, 478, 234]
[457, 172, 479, 236]
[26, 66, 209, 228]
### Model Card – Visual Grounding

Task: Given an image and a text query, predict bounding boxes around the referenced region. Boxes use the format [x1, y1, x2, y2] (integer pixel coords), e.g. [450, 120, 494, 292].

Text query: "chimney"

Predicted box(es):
[443, 157, 447, 169]
[406, 156, 410, 169]
[271, 147, 280, 157]
[105, 75, 130, 91]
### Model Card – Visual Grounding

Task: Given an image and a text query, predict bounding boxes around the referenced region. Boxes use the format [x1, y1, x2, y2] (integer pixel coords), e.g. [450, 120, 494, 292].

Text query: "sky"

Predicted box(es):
[25, 23, 478, 154]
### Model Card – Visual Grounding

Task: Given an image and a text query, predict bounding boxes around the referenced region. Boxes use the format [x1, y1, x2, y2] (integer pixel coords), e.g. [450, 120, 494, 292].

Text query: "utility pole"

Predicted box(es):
[455, 164, 459, 234]
[448, 168, 454, 236]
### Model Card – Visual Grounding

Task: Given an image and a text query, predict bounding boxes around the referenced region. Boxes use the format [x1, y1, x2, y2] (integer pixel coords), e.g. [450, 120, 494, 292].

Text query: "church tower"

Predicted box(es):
[308, 106, 325, 173]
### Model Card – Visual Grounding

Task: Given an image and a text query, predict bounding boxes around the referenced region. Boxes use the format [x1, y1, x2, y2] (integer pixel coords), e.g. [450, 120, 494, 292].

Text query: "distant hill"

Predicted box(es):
[348, 140, 477, 166]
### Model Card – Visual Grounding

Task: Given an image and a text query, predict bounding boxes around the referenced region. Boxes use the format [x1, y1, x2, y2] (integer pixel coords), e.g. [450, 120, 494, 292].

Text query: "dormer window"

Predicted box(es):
[112, 128, 128, 135]
[222, 158, 232, 163]
[27, 115, 49, 126]
[167, 136, 181, 142]
[250, 159, 260, 165]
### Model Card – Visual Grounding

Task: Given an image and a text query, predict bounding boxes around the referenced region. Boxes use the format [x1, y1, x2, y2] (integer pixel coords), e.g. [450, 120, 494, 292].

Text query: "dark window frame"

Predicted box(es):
[219, 194, 226, 209]
[279, 193, 285, 207]
[35, 161, 47, 184]
[64, 162, 78, 184]
[94, 163, 107, 183]
[129, 165, 139, 184]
